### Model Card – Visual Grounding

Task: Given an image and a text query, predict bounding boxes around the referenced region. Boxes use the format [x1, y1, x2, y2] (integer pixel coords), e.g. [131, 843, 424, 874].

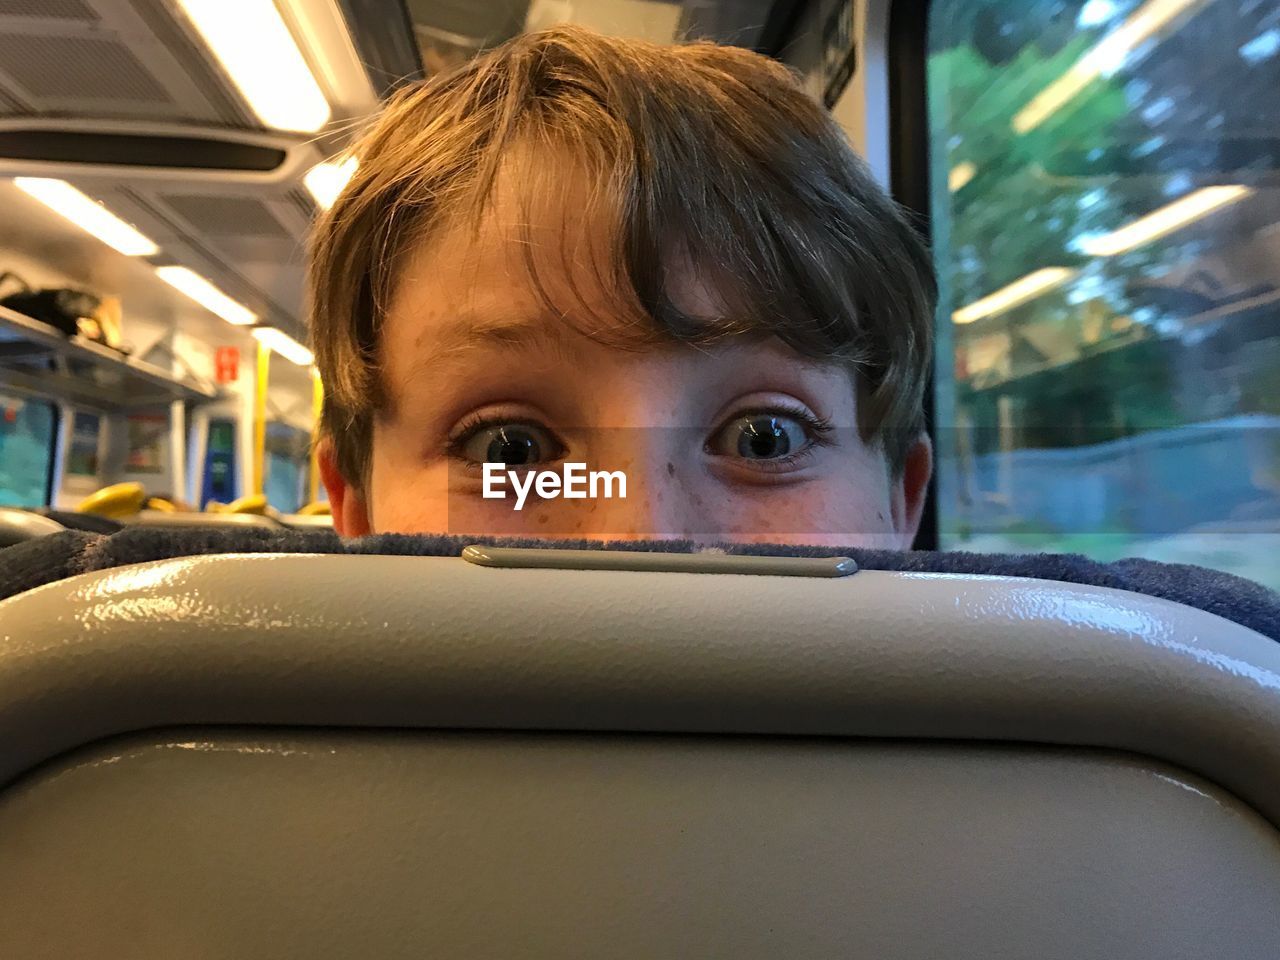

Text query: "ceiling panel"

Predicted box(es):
[0, 34, 171, 104]
[0, 0, 98, 20]
[0, 0, 253, 125]
[94, 183, 311, 334]
[160, 195, 295, 243]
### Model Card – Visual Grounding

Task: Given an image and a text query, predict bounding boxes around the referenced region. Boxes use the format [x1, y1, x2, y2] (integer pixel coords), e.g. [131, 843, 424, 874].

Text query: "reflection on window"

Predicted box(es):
[929, 0, 1280, 589]
[0, 396, 55, 506]
[265, 422, 310, 514]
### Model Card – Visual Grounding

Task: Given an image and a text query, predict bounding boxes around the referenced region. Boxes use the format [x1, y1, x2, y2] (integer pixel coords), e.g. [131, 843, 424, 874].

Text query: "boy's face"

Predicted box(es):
[322, 163, 931, 547]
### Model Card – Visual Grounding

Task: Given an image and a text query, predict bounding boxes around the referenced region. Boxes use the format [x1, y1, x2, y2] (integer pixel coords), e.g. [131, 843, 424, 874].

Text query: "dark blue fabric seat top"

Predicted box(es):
[1, 526, 1277, 642]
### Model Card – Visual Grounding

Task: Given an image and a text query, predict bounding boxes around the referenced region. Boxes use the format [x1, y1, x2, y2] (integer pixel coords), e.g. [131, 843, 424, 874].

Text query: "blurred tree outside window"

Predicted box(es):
[930, 0, 1280, 589]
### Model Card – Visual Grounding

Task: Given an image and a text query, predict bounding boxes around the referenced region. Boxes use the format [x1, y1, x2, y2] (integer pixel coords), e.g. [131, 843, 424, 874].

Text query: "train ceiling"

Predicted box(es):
[0, 0, 374, 346]
[0, 0, 781, 348]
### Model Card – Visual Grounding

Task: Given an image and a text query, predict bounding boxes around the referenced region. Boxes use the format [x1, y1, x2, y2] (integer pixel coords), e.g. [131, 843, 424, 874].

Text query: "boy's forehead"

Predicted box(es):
[375, 148, 854, 408]
[395, 154, 625, 311]
[385, 150, 719, 365]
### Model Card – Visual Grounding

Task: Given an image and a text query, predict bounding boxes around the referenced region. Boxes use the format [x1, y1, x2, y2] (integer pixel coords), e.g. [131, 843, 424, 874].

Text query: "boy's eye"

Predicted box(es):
[708, 413, 812, 461]
[455, 422, 565, 466]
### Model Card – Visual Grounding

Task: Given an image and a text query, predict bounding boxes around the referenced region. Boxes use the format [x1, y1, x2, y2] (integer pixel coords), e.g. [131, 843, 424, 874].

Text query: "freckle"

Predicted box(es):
[666, 461, 675, 477]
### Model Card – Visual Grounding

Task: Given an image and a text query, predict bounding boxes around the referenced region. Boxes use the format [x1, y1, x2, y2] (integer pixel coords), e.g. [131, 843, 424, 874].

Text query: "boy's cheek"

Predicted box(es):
[366, 445, 449, 535]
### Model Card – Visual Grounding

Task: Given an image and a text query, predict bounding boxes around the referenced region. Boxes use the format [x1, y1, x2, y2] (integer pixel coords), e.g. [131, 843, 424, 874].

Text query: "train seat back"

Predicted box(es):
[0, 549, 1278, 958]
[0, 507, 64, 547]
[125, 509, 281, 529]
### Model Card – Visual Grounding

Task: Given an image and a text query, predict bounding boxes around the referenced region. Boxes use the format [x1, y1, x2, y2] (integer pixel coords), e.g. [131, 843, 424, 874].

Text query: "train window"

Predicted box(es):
[928, 0, 1280, 589]
[66, 411, 101, 480]
[0, 395, 55, 507]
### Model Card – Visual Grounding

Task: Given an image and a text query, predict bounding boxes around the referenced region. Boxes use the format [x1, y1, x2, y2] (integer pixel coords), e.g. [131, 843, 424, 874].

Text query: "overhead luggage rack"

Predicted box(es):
[0, 304, 219, 410]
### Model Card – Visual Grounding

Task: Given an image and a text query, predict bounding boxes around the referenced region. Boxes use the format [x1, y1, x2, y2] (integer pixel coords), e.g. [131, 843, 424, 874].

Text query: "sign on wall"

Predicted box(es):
[215, 346, 240, 383]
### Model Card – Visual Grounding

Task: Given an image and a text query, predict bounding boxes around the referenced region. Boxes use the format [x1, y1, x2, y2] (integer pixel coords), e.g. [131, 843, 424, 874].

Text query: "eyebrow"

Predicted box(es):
[405, 312, 581, 381]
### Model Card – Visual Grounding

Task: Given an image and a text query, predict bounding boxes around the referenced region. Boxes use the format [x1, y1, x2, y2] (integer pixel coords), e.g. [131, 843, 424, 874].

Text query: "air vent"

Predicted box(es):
[0, 35, 170, 103]
[162, 194, 293, 241]
[0, 0, 97, 20]
[129, 0, 255, 128]
[0, 130, 287, 170]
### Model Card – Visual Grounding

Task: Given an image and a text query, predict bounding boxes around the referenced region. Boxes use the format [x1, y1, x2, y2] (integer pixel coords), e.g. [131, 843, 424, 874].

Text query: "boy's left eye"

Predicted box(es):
[707, 412, 815, 462]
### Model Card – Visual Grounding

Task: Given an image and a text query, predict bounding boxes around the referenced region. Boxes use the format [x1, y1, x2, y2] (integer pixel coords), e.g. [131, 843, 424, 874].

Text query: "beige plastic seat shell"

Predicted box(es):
[123, 509, 281, 529]
[277, 512, 334, 529]
[0, 507, 63, 546]
[1, 554, 1278, 958]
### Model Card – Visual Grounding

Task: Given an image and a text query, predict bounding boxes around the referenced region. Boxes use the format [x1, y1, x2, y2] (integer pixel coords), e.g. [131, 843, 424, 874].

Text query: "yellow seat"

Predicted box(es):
[297, 501, 331, 517]
[77, 482, 146, 519]
[206, 494, 269, 516]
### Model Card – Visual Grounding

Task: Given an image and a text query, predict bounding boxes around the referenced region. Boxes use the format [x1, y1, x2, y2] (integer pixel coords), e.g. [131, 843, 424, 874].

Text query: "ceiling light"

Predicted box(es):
[252, 326, 314, 366]
[156, 266, 256, 326]
[953, 268, 1076, 324]
[175, 0, 331, 133]
[13, 177, 159, 256]
[1013, 0, 1207, 134]
[949, 162, 977, 192]
[1076, 185, 1252, 256]
[303, 156, 358, 210]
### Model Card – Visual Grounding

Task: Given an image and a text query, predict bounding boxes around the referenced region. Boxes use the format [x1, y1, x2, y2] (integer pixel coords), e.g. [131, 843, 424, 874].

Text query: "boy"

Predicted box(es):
[311, 25, 935, 547]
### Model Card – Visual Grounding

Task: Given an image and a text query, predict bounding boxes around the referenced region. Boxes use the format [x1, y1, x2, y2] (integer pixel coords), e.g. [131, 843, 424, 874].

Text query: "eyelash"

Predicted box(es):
[444, 405, 836, 467]
[444, 411, 564, 467]
[706, 405, 836, 471]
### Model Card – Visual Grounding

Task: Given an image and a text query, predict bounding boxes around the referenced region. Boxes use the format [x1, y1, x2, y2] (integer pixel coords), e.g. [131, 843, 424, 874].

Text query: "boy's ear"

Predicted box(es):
[889, 432, 933, 550]
[317, 437, 372, 537]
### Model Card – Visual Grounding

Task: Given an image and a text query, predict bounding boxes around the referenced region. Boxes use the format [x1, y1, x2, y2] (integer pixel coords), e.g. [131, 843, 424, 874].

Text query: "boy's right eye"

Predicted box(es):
[450, 421, 565, 466]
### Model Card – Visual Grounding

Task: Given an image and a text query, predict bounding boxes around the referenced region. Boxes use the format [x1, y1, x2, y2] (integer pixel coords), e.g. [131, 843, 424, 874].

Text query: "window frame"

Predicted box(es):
[41, 401, 59, 506]
[886, 0, 937, 549]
